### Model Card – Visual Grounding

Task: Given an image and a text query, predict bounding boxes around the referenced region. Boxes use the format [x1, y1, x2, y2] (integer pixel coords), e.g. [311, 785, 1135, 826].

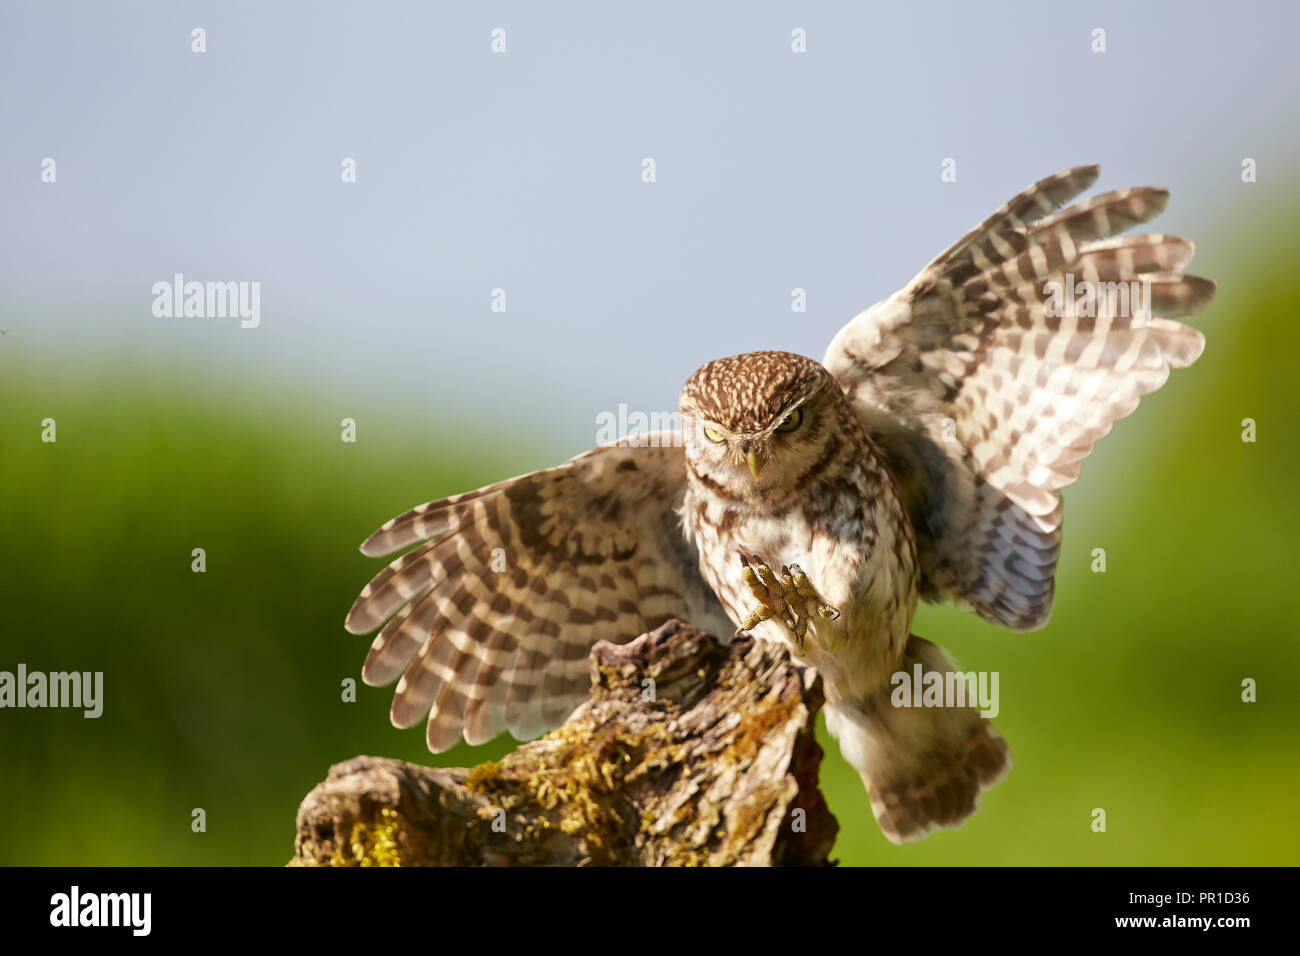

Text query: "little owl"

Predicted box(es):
[345, 165, 1215, 843]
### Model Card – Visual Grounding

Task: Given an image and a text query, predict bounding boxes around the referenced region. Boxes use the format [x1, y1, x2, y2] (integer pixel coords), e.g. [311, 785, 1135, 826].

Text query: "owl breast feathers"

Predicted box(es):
[345, 164, 1214, 842]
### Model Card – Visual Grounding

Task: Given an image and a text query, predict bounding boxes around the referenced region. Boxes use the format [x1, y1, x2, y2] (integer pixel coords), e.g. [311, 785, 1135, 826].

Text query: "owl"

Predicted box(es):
[345, 165, 1215, 843]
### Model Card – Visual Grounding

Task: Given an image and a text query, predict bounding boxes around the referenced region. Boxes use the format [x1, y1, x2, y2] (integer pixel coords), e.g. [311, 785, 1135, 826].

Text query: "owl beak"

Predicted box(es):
[745, 450, 765, 478]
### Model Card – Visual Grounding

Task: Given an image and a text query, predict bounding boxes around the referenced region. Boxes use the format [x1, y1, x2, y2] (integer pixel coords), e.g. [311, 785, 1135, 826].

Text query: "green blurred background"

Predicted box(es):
[2, 194, 1296, 866]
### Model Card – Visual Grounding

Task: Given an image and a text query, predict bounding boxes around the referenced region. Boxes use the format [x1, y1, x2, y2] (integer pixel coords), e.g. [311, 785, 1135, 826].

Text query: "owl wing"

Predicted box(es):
[344, 433, 732, 751]
[823, 164, 1215, 630]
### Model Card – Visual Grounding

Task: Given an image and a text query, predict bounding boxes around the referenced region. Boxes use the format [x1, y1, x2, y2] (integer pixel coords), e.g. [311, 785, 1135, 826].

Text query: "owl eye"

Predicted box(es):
[775, 408, 803, 433]
[702, 425, 727, 443]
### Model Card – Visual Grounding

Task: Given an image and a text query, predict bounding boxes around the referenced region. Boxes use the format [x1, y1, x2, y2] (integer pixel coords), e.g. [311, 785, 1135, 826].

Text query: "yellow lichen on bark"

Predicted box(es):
[328, 807, 402, 867]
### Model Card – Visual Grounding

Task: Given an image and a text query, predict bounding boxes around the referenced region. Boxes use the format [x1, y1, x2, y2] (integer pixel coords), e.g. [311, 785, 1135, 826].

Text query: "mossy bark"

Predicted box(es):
[290, 620, 837, 866]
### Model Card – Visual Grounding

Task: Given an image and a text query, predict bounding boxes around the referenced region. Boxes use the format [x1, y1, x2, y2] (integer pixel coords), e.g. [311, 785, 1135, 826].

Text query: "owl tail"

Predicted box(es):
[823, 636, 1012, 844]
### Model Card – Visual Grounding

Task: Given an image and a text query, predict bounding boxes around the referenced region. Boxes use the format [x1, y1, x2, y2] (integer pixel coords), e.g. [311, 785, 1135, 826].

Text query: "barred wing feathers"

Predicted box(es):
[345, 434, 731, 751]
[824, 165, 1215, 631]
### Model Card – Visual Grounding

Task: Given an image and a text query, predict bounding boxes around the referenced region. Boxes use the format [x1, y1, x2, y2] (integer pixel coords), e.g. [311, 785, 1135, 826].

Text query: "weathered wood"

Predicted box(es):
[291, 620, 837, 866]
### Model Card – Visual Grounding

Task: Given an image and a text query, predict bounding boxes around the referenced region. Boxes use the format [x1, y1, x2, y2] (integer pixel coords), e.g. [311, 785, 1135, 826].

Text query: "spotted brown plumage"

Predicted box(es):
[680, 351, 826, 435]
[346, 165, 1215, 844]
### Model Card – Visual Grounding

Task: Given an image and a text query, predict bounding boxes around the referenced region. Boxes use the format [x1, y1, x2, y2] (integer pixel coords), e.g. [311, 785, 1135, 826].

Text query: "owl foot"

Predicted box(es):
[734, 553, 839, 649]
[786, 563, 841, 628]
[735, 553, 800, 640]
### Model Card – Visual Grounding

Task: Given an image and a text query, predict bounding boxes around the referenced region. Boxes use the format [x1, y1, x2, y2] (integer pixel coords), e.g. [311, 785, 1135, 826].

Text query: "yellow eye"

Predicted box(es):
[775, 408, 803, 433]
[702, 425, 726, 443]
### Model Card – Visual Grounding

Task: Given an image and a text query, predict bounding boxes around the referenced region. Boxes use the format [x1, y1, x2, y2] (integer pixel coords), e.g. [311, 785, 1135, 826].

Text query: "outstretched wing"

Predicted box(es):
[824, 164, 1215, 630]
[345, 434, 730, 751]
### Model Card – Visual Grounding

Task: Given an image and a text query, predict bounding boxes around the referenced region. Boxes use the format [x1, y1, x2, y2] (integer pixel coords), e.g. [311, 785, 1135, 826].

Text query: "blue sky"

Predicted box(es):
[2, 0, 1295, 453]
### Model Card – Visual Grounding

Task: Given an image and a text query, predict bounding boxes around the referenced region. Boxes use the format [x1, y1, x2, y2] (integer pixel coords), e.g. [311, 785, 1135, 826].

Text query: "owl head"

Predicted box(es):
[678, 351, 841, 500]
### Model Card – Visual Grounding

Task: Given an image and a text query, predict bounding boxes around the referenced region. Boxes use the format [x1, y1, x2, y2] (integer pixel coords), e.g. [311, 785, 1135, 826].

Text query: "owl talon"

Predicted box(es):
[734, 554, 836, 650]
[736, 553, 800, 641]
[788, 563, 841, 623]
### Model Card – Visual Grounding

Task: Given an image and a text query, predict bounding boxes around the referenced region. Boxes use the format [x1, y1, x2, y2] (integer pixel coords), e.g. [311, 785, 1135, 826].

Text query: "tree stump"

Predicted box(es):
[290, 619, 838, 866]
